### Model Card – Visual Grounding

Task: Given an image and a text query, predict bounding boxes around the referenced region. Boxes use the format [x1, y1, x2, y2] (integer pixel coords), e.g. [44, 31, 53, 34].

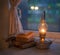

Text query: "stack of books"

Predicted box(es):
[14, 32, 35, 49]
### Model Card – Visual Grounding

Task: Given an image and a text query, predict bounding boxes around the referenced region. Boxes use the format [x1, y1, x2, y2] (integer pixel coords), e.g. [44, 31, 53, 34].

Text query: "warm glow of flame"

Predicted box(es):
[41, 29, 46, 33]
[41, 38, 44, 42]
[42, 23, 44, 26]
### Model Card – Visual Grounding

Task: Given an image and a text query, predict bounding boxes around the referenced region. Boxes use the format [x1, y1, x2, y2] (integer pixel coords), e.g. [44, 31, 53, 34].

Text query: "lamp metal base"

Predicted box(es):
[36, 39, 52, 49]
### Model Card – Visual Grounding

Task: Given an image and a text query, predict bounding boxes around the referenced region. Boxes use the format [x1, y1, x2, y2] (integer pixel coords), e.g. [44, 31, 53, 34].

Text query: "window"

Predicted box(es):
[18, 0, 60, 32]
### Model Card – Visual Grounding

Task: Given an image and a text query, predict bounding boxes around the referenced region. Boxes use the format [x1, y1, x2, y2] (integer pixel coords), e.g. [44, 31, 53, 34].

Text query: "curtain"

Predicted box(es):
[9, 0, 24, 37]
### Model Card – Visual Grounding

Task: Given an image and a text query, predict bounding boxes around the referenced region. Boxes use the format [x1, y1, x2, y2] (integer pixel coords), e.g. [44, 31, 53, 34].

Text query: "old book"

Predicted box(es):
[16, 32, 34, 43]
[14, 41, 35, 49]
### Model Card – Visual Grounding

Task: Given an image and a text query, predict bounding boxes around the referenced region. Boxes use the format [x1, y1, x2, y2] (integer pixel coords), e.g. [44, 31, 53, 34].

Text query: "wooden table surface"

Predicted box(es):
[0, 42, 60, 55]
[0, 31, 60, 55]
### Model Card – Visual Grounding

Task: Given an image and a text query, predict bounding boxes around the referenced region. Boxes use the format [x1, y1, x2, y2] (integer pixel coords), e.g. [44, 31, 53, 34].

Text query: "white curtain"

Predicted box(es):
[9, 0, 24, 37]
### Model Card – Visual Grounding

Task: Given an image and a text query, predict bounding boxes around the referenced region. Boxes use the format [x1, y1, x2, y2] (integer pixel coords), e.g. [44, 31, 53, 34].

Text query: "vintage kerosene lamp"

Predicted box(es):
[36, 11, 52, 49]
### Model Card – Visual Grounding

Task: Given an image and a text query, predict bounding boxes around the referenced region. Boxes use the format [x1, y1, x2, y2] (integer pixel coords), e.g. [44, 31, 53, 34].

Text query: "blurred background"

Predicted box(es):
[18, 0, 60, 32]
